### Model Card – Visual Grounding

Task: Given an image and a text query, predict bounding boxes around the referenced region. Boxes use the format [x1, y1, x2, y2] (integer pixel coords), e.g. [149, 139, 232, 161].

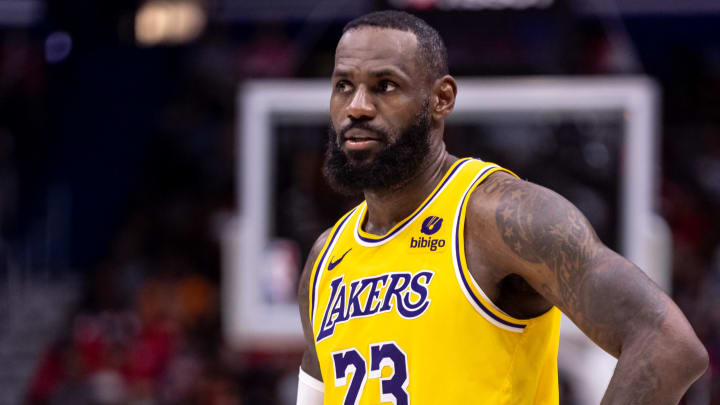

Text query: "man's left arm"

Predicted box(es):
[471, 174, 708, 404]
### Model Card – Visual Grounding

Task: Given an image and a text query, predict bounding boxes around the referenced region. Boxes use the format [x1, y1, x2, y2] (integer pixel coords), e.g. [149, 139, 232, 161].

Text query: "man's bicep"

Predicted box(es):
[488, 177, 669, 357]
[298, 228, 331, 380]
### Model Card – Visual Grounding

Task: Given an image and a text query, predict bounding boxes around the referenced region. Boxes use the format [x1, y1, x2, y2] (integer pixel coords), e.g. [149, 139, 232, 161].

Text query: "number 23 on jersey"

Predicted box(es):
[332, 341, 409, 405]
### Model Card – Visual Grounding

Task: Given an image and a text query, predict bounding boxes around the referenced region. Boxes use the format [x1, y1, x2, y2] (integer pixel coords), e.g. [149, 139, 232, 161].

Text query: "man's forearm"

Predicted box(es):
[600, 326, 708, 404]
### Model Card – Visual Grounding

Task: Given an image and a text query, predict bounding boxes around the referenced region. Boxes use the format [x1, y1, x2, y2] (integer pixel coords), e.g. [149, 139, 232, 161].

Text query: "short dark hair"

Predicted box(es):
[342, 10, 449, 82]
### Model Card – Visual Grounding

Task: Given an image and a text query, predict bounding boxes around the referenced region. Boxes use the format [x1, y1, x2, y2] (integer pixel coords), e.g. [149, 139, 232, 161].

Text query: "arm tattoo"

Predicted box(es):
[489, 177, 598, 310]
[485, 176, 667, 355]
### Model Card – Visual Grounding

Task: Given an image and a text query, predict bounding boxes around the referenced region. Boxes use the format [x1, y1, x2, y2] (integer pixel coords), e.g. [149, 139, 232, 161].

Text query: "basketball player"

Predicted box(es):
[296, 11, 707, 404]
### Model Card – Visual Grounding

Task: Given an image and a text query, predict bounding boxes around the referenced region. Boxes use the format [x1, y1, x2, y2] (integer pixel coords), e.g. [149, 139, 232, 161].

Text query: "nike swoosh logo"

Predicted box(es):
[327, 248, 352, 271]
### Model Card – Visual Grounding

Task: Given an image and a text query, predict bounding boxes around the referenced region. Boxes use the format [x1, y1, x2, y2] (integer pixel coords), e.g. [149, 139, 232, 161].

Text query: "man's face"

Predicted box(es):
[324, 27, 432, 195]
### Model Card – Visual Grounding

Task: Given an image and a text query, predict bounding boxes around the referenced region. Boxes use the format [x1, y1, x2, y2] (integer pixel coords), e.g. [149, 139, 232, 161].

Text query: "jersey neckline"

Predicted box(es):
[353, 157, 472, 247]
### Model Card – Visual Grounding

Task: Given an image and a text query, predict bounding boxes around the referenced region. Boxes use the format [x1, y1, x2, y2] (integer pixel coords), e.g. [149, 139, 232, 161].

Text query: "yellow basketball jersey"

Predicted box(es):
[308, 158, 561, 405]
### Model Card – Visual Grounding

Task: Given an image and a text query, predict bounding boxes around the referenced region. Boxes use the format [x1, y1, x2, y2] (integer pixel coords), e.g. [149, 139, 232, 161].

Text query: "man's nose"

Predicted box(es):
[347, 85, 376, 120]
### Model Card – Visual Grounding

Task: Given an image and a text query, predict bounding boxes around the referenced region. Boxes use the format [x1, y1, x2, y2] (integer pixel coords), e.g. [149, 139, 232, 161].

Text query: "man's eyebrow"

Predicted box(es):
[332, 69, 352, 78]
[371, 68, 410, 80]
[331, 67, 410, 80]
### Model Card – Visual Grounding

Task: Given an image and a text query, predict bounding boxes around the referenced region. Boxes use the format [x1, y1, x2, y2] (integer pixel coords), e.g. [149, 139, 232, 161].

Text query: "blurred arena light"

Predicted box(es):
[210, 0, 371, 22]
[389, 0, 554, 10]
[45, 31, 72, 64]
[574, 0, 720, 15]
[135, 0, 206, 47]
[0, 0, 44, 26]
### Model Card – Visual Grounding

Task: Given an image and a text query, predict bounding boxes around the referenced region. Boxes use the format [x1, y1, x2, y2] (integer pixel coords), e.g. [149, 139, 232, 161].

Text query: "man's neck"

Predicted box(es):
[362, 149, 457, 235]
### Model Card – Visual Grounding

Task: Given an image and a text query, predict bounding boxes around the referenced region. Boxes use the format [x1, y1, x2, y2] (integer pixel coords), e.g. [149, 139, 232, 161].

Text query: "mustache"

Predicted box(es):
[338, 120, 389, 141]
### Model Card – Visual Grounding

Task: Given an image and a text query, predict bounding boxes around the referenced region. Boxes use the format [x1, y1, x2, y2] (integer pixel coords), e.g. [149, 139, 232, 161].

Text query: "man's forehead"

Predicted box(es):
[334, 27, 419, 75]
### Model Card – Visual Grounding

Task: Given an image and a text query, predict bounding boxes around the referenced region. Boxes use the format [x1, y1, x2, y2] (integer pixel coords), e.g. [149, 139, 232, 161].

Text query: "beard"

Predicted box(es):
[322, 102, 431, 196]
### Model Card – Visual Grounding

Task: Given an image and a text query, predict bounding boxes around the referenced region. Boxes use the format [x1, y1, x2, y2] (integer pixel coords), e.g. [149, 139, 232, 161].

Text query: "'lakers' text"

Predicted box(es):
[317, 271, 434, 342]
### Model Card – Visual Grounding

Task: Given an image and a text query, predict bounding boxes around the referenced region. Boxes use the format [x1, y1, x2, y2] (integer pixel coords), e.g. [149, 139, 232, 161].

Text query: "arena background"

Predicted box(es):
[1, 0, 719, 404]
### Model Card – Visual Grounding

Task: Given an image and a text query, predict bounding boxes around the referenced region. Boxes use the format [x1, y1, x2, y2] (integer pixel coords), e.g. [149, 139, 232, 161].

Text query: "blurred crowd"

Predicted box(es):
[1, 2, 720, 404]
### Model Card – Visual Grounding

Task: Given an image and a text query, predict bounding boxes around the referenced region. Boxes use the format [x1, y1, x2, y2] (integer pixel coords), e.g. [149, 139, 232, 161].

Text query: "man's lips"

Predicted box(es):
[342, 128, 384, 145]
[341, 129, 384, 152]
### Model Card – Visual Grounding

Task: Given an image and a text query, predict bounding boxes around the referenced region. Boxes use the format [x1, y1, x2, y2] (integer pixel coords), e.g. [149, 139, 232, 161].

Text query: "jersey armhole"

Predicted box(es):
[308, 206, 359, 331]
[451, 164, 530, 333]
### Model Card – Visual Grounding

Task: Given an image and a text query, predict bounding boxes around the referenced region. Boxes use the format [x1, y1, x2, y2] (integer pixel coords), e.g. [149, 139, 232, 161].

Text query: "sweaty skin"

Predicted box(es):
[298, 26, 708, 404]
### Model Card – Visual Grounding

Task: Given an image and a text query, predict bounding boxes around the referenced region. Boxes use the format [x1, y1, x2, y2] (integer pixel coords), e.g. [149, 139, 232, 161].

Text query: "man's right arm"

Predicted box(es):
[298, 229, 332, 380]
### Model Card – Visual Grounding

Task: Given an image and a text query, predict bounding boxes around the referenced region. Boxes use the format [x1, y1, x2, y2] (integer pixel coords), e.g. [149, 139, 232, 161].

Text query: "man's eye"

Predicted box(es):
[335, 81, 352, 93]
[378, 80, 397, 92]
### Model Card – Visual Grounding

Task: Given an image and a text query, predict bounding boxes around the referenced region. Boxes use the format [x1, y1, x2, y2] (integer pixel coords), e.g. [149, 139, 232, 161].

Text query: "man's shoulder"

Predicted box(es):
[299, 228, 333, 288]
[466, 170, 596, 264]
[462, 171, 524, 259]
[466, 170, 566, 222]
[309, 228, 333, 266]
[465, 170, 524, 222]
[464, 171, 567, 255]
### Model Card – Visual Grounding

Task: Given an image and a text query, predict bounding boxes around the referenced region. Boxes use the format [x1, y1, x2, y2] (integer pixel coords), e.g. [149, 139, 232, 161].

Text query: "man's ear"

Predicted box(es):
[431, 75, 457, 122]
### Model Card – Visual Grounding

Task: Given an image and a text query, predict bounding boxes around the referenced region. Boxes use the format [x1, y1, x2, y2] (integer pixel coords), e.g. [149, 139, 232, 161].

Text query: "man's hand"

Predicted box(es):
[468, 173, 708, 404]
